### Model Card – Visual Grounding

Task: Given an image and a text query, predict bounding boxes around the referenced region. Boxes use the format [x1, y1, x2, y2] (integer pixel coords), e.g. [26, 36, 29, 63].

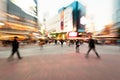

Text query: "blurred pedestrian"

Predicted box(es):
[75, 39, 80, 53]
[39, 39, 45, 49]
[60, 39, 64, 47]
[117, 39, 120, 47]
[9, 36, 22, 59]
[86, 36, 100, 58]
[54, 39, 57, 45]
[69, 40, 74, 47]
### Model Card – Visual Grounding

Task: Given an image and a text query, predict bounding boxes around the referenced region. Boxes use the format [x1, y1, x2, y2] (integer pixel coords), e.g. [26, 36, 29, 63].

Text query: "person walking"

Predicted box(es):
[39, 39, 45, 49]
[9, 36, 22, 59]
[86, 36, 100, 58]
[75, 39, 80, 53]
[54, 39, 57, 45]
[60, 39, 64, 47]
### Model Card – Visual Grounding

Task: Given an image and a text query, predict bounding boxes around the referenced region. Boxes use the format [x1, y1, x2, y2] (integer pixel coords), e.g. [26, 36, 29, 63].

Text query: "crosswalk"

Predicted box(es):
[0, 43, 119, 58]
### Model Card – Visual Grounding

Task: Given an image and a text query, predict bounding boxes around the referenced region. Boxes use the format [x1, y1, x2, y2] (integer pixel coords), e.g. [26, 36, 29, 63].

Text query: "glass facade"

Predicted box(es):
[0, 0, 39, 41]
[7, 0, 38, 27]
[113, 0, 120, 37]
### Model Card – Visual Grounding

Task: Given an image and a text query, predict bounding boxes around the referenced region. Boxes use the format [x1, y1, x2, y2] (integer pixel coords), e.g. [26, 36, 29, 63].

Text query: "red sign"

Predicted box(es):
[60, 21, 64, 30]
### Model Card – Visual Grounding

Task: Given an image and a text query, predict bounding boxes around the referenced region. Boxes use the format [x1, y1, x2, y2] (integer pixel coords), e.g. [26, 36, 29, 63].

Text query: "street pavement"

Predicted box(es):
[0, 43, 120, 80]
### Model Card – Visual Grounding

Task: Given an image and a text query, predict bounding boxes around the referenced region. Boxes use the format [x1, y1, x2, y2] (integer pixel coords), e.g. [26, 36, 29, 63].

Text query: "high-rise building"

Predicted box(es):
[113, 0, 120, 37]
[58, 1, 86, 33]
[0, 0, 40, 41]
[45, 1, 86, 39]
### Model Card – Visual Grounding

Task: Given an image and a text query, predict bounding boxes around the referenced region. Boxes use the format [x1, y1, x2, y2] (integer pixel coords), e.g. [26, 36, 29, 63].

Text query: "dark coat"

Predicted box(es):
[76, 40, 80, 47]
[88, 39, 95, 48]
[12, 39, 19, 51]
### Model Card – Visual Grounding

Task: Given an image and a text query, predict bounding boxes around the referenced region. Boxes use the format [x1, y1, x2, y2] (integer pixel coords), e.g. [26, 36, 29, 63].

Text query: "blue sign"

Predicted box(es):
[78, 29, 85, 32]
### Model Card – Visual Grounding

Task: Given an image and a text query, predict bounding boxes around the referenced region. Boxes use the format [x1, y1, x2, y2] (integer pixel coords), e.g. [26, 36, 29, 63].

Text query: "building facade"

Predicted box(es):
[0, 0, 39, 41]
[113, 0, 120, 37]
[45, 1, 86, 39]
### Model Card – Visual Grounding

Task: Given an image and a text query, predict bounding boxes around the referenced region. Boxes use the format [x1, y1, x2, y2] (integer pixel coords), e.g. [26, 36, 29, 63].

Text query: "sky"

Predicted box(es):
[37, 0, 76, 22]
[85, 0, 114, 31]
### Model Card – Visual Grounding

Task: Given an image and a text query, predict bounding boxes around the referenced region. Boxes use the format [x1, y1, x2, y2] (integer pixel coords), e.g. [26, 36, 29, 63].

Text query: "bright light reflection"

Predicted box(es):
[80, 16, 87, 25]
[0, 22, 4, 26]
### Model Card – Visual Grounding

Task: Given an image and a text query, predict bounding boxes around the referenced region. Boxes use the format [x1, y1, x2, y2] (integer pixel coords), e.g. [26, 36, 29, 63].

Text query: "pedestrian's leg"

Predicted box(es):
[61, 44, 63, 47]
[16, 50, 22, 59]
[10, 50, 15, 57]
[69, 43, 70, 47]
[8, 50, 15, 60]
[41, 45, 43, 48]
[93, 48, 100, 58]
[76, 46, 79, 53]
[40, 45, 43, 49]
[77, 47, 79, 53]
[86, 48, 91, 57]
[75, 46, 77, 52]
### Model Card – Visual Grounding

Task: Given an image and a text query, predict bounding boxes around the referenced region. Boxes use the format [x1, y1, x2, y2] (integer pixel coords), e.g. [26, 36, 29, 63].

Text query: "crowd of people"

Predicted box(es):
[37, 36, 100, 58]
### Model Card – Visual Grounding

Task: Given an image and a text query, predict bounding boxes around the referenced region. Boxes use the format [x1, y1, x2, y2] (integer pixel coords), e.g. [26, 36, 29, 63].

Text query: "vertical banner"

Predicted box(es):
[60, 11, 64, 30]
[60, 21, 64, 30]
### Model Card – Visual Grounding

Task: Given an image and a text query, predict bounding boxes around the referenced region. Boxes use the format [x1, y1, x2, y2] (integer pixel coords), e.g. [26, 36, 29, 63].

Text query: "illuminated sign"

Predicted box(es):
[68, 31, 77, 37]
